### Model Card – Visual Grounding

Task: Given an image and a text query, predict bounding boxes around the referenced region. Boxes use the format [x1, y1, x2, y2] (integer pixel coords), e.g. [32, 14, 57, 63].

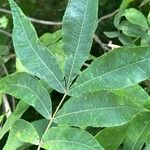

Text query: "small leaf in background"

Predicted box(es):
[40, 30, 65, 69]
[55, 91, 143, 127]
[124, 112, 150, 150]
[0, 101, 29, 140]
[40, 30, 62, 46]
[119, 20, 147, 37]
[62, 0, 98, 88]
[69, 46, 150, 96]
[103, 31, 119, 38]
[0, 16, 9, 29]
[118, 33, 135, 46]
[0, 45, 10, 65]
[95, 125, 128, 150]
[140, 0, 150, 7]
[42, 127, 104, 150]
[123, 8, 149, 29]
[8, 0, 66, 93]
[148, 11, 150, 25]
[114, 0, 134, 27]
[0, 72, 52, 119]
[141, 30, 150, 45]
[16, 58, 29, 73]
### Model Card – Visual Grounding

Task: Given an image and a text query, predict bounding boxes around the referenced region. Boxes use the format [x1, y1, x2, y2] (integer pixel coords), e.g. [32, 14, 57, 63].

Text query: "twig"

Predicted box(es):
[2, 64, 16, 112]
[98, 9, 119, 23]
[94, 34, 110, 51]
[3, 95, 11, 118]
[37, 93, 68, 150]
[0, 8, 62, 26]
[108, 41, 121, 50]
[0, 29, 12, 37]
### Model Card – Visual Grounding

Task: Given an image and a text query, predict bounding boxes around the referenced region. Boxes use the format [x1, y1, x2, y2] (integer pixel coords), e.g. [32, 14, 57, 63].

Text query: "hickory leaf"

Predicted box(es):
[69, 46, 150, 96]
[41, 127, 104, 150]
[95, 125, 128, 150]
[8, 0, 66, 93]
[55, 91, 143, 127]
[124, 112, 150, 150]
[62, 0, 98, 88]
[0, 101, 29, 140]
[0, 72, 52, 119]
[3, 119, 39, 150]
[123, 8, 149, 29]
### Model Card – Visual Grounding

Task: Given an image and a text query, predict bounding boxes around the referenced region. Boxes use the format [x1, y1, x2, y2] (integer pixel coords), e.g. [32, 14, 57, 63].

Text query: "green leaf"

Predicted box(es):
[148, 11, 150, 25]
[14, 119, 40, 145]
[114, 0, 134, 27]
[95, 125, 128, 150]
[40, 30, 62, 46]
[123, 8, 149, 29]
[140, 0, 150, 7]
[69, 46, 150, 96]
[103, 31, 119, 38]
[32, 119, 49, 138]
[3, 119, 39, 150]
[42, 127, 104, 150]
[124, 112, 150, 150]
[0, 72, 52, 119]
[141, 30, 150, 45]
[8, 0, 66, 93]
[55, 91, 142, 127]
[0, 114, 5, 123]
[118, 33, 135, 46]
[40, 30, 65, 69]
[16, 58, 29, 73]
[62, 0, 98, 88]
[119, 20, 147, 37]
[114, 85, 150, 107]
[0, 16, 9, 29]
[0, 101, 29, 140]
[3, 127, 31, 150]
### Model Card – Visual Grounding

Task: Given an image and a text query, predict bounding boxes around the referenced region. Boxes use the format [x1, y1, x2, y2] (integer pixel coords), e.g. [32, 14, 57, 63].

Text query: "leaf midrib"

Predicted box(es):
[55, 106, 141, 119]
[43, 139, 99, 150]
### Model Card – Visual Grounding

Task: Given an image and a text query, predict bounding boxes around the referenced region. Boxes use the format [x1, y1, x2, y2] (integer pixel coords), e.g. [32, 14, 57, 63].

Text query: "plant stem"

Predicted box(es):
[37, 93, 68, 150]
